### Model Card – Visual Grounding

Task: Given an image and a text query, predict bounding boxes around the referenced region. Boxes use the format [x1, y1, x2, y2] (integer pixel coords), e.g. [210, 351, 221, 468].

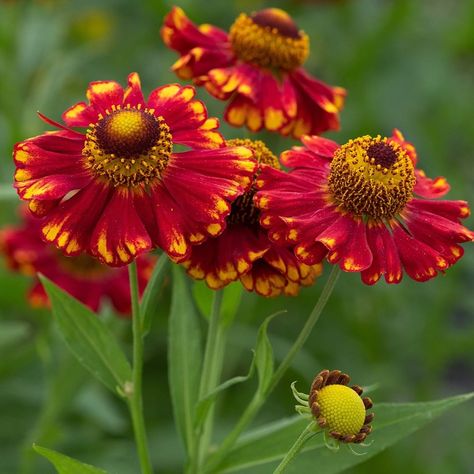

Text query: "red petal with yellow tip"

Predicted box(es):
[322, 216, 372, 272]
[161, 6, 229, 55]
[408, 199, 471, 223]
[414, 169, 450, 198]
[41, 181, 111, 256]
[392, 223, 448, 282]
[86, 80, 124, 115]
[147, 84, 207, 131]
[123, 72, 145, 107]
[361, 222, 402, 285]
[90, 188, 153, 266]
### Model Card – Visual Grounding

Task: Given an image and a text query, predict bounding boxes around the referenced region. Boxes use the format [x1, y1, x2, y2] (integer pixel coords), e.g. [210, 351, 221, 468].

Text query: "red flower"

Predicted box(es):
[255, 130, 473, 284]
[0, 210, 154, 314]
[13, 73, 256, 266]
[161, 7, 345, 138]
[183, 139, 322, 297]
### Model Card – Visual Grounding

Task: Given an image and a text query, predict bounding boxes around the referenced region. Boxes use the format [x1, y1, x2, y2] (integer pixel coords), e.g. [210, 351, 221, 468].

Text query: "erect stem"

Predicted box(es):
[193, 290, 226, 471]
[128, 261, 154, 474]
[205, 266, 341, 472]
[273, 422, 317, 474]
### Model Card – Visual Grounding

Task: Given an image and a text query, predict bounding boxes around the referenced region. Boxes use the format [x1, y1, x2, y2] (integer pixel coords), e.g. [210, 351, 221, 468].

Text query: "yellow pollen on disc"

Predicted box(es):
[229, 9, 309, 71]
[316, 384, 366, 436]
[328, 135, 415, 220]
[226, 138, 279, 227]
[83, 107, 173, 187]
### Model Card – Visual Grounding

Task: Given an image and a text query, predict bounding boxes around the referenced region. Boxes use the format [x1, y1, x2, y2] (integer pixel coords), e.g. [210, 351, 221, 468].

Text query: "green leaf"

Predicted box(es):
[140, 254, 170, 335]
[40, 276, 132, 395]
[194, 353, 255, 430]
[218, 392, 474, 473]
[193, 281, 242, 326]
[168, 266, 202, 453]
[221, 283, 243, 326]
[33, 445, 108, 473]
[255, 312, 283, 395]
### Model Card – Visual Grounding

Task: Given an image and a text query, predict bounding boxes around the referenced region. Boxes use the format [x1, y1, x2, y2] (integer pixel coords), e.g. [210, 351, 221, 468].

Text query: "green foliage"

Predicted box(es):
[34, 445, 108, 474]
[254, 313, 282, 395]
[168, 266, 203, 453]
[219, 393, 474, 473]
[141, 254, 170, 336]
[0, 1, 473, 473]
[40, 276, 132, 395]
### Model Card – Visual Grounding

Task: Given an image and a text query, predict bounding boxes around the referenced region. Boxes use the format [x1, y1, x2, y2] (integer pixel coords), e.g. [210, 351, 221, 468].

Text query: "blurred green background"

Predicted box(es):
[0, 0, 473, 473]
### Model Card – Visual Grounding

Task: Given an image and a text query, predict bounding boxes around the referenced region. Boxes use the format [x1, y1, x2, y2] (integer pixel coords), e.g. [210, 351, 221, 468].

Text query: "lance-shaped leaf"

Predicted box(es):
[168, 266, 202, 453]
[33, 445, 108, 474]
[218, 392, 474, 473]
[255, 312, 284, 395]
[40, 276, 132, 395]
[140, 254, 170, 335]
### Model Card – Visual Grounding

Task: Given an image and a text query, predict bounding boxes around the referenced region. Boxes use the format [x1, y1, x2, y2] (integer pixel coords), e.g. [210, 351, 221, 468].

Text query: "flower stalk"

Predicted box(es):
[273, 422, 317, 474]
[193, 290, 227, 471]
[128, 261, 154, 474]
[205, 266, 341, 472]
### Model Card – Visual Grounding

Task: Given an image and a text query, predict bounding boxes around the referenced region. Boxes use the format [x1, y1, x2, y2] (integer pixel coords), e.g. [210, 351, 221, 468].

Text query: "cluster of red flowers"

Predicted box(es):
[3, 6, 473, 311]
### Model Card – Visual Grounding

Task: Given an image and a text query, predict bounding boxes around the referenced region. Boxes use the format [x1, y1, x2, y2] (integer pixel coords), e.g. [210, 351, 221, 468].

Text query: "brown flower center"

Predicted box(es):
[83, 106, 173, 187]
[229, 9, 309, 71]
[226, 139, 279, 227]
[328, 136, 415, 220]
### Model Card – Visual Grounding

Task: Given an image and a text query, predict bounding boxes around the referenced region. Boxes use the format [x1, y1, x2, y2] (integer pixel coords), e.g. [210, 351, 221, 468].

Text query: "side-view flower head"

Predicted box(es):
[161, 7, 345, 138]
[183, 138, 322, 297]
[255, 129, 473, 284]
[13, 73, 256, 266]
[292, 369, 374, 447]
[0, 210, 154, 314]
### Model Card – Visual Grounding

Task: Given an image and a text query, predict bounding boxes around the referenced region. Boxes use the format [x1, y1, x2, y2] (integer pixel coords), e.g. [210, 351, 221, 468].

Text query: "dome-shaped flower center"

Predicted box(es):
[229, 8, 309, 71]
[313, 384, 366, 436]
[226, 139, 279, 227]
[328, 135, 415, 220]
[83, 107, 173, 187]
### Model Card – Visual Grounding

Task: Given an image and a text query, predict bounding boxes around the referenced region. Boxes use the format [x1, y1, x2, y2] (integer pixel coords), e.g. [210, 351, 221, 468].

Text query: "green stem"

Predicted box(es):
[193, 290, 226, 471]
[128, 261, 153, 474]
[273, 422, 316, 474]
[206, 266, 340, 472]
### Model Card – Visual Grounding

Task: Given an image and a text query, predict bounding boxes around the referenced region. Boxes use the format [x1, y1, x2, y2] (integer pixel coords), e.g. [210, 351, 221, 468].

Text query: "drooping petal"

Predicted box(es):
[392, 222, 448, 282]
[361, 221, 402, 285]
[90, 188, 153, 266]
[320, 215, 372, 272]
[161, 6, 230, 55]
[183, 225, 269, 289]
[285, 69, 345, 138]
[41, 181, 112, 256]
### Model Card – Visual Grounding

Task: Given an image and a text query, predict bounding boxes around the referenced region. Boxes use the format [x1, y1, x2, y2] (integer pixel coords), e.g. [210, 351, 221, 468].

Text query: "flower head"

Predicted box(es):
[255, 130, 473, 284]
[14, 73, 256, 266]
[182, 138, 322, 296]
[161, 7, 345, 138]
[0, 210, 154, 314]
[292, 369, 373, 445]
